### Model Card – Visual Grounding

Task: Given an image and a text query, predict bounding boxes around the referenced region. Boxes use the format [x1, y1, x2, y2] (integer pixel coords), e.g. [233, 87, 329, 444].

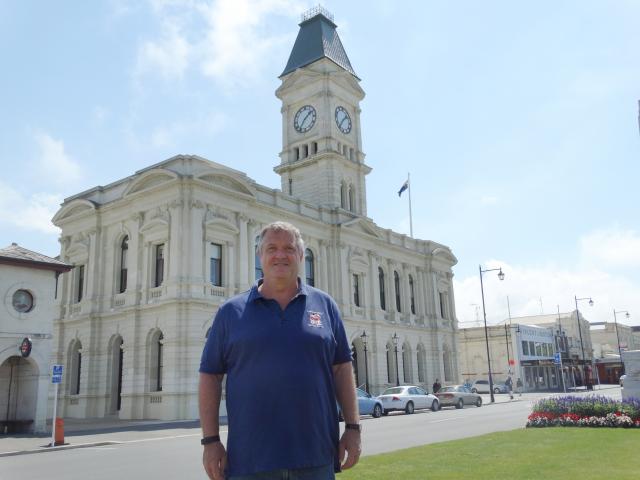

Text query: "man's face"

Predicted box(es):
[259, 229, 303, 285]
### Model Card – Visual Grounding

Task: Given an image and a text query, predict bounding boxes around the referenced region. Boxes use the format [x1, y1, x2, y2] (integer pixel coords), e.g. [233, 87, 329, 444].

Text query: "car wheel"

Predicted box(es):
[405, 402, 414, 414]
[475, 397, 482, 407]
[471, 388, 478, 393]
[456, 398, 463, 409]
[372, 404, 383, 418]
[494, 387, 501, 394]
[431, 400, 440, 412]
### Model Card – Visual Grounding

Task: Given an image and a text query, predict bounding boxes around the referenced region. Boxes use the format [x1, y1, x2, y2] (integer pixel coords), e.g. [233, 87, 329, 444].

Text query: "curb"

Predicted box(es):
[0, 441, 121, 458]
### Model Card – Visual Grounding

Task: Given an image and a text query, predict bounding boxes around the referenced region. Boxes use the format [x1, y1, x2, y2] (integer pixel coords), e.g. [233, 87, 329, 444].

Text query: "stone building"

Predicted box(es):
[51, 7, 459, 421]
[591, 321, 640, 384]
[0, 243, 71, 433]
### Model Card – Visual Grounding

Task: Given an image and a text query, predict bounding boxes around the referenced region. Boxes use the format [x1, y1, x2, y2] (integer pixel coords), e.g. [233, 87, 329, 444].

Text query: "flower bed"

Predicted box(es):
[526, 395, 640, 428]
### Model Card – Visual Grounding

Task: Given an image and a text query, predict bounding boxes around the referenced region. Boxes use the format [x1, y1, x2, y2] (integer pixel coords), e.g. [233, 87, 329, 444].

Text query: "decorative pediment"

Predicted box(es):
[123, 169, 178, 197]
[348, 247, 369, 271]
[196, 172, 256, 198]
[341, 218, 382, 239]
[65, 232, 90, 260]
[52, 199, 96, 224]
[432, 247, 458, 265]
[204, 214, 239, 235]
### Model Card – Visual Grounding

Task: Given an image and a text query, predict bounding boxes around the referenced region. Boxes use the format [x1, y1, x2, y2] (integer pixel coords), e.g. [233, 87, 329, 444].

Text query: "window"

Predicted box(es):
[76, 265, 85, 303]
[69, 340, 82, 395]
[255, 237, 263, 280]
[157, 333, 164, 391]
[522, 341, 529, 356]
[378, 267, 386, 311]
[409, 275, 415, 314]
[210, 243, 222, 286]
[340, 182, 347, 209]
[439, 292, 446, 319]
[348, 185, 355, 212]
[353, 274, 360, 307]
[119, 236, 128, 293]
[394, 271, 401, 312]
[305, 249, 315, 286]
[529, 341, 535, 356]
[154, 244, 164, 287]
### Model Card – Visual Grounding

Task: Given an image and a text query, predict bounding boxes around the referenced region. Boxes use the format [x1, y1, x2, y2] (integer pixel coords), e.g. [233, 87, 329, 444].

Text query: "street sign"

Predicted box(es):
[52, 364, 63, 384]
[553, 353, 561, 365]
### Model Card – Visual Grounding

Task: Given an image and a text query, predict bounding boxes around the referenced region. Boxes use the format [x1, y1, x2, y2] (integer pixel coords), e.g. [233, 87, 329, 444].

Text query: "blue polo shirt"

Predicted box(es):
[199, 280, 352, 477]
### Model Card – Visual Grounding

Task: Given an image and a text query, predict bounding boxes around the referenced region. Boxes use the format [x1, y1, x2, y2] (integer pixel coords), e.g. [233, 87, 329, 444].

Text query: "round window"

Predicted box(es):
[12, 289, 34, 313]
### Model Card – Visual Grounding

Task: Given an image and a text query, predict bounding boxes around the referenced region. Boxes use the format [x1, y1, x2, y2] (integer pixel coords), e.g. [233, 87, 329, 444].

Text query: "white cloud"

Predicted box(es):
[454, 259, 640, 329]
[136, 20, 191, 79]
[34, 132, 82, 187]
[0, 182, 61, 234]
[579, 227, 640, 269]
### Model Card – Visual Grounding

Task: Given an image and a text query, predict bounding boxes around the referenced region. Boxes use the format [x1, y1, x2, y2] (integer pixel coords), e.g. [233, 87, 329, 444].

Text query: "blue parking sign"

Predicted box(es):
[553, 353, 561, 365]
[52, 364, 63, 384]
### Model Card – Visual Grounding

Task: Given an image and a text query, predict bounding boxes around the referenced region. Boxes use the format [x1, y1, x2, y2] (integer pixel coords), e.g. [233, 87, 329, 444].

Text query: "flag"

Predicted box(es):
[398, 179, 409, 197]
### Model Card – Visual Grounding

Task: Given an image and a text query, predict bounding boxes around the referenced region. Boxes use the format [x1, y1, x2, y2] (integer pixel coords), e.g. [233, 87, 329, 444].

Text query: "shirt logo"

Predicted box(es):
[308, 311, 323, 328]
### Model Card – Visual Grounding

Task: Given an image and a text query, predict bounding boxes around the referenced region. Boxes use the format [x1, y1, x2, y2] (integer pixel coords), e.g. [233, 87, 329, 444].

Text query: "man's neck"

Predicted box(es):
[259, 278, 299, 310]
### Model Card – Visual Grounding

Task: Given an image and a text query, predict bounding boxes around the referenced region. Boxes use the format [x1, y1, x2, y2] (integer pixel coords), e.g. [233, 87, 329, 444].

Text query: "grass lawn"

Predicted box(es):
[341, 428, 640, 479]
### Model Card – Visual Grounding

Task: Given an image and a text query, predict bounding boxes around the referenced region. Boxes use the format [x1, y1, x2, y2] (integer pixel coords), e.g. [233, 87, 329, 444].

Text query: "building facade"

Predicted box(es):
[51, 8, 459, 421]
[591, 321, 640, 384]
[0, 243, 71, 433]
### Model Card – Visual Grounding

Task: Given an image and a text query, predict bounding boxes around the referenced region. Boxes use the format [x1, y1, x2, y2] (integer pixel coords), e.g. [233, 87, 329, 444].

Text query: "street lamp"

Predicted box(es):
[361, 330, 370, 393]
[479, 265, 505, 403]
[574, 295, 594, 388]
[613, 309, 630, 375]
[392, 332, 400, 386]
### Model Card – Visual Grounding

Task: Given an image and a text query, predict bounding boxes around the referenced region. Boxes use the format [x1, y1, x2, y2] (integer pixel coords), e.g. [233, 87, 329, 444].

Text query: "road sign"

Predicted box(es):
[52, 364, 63, 384]
[553, 353, 561, 365]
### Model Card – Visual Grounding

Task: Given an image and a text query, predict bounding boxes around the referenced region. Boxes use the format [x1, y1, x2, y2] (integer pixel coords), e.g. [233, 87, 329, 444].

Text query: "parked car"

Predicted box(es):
[338, 387, 383, 420]
[377, 385, 440, 414]
[620, 374, 626, 387]
[436, 385, 482, 409]
[470, 379, 509, 394]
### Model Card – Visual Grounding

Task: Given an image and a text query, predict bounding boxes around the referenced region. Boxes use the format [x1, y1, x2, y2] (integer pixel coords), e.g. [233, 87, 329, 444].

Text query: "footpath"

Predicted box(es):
[0, 385, 620, 458]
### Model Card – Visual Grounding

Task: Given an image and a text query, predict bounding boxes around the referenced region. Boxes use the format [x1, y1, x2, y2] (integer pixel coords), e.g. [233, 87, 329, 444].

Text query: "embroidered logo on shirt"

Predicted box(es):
[308, 311, 323, 328]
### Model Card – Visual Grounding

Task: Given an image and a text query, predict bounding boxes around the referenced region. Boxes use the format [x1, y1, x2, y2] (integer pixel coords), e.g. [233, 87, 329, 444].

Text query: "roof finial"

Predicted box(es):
[301, 4, 334, 23]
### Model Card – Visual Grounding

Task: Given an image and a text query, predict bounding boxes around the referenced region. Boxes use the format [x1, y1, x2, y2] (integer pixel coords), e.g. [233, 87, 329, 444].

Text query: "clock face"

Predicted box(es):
[335, 106, 352, 134]
[12, 289, 34, 313]
[293, 105, 316, 133]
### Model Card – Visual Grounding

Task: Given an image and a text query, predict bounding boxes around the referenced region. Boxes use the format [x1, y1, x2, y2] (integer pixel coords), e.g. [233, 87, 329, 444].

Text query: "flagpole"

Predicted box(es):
[408, 173, 413, 238]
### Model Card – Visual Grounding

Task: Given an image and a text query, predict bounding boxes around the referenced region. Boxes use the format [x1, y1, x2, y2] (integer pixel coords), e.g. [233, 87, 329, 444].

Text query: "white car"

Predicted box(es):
[377, 385, 440, 415]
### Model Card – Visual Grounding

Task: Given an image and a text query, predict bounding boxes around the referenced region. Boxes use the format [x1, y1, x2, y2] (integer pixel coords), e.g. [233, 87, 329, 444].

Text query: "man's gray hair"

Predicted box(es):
[257, 221, 305, 255]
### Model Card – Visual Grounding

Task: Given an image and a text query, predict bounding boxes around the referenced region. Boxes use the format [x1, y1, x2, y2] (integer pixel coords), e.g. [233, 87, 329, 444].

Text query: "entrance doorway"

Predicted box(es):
[0, 356, 38, 433]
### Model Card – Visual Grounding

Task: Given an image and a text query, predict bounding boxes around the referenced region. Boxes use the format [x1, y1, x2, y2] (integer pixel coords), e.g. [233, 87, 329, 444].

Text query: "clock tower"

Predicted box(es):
[274, 6, 371, 216]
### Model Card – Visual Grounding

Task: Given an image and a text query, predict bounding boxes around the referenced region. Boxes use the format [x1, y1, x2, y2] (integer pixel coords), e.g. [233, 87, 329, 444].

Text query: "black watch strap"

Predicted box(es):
[345, 423, 361, 432]
[201, 435, 221, 445]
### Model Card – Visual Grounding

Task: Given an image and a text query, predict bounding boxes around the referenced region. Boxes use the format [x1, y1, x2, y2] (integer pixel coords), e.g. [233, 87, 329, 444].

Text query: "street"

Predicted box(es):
[1, 388, 622, 479]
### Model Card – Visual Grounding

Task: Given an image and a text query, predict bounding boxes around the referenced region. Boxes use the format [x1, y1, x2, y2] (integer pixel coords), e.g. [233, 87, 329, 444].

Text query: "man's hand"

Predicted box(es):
[338, 429, 361, 470]
[203, 442, 227, 480]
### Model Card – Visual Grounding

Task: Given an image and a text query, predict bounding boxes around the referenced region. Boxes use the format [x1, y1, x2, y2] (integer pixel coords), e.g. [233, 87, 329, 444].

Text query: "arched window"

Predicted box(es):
[378, 267, 386, 311]
[119, 236, 128, 293]
[255, 236, 263, 280]
[352, 274, 360, 306]
[409, 275, 415, 314]
[348, 185, 355, 212]
[351, 343, 359, 386]
[305, 249, 315, 286]
[69, 340, 82, 395]
[394, 271, 401, 312]
[340, 182, 347, 209]
[149, 330, 164, 392]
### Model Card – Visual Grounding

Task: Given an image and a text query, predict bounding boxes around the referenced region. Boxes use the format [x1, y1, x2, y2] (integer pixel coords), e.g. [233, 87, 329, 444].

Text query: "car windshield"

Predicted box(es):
[381, 387, 405, 395]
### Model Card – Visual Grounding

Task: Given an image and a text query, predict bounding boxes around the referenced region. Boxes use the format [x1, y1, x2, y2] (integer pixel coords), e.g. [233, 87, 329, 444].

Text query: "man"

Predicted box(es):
[432, 379, 441, 394]
[199, 221, 361, 480]
[505, 376, 513, 400]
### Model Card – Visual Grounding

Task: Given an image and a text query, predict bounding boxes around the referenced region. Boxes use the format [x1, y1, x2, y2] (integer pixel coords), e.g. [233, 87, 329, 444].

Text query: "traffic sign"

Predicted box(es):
[553, 353, 561, 365]
[52, 364, 63, 384]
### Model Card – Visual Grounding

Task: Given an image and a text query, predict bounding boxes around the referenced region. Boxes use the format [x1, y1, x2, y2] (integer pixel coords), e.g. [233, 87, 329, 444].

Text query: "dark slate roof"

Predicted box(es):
[0, 243, 72, 272]
[280, 12, 358, 79]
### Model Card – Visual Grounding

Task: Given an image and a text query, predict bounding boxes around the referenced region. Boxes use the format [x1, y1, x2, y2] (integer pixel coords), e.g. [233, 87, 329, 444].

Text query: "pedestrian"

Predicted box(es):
[505, 376, 513, 400]
[432, 379, 441, 394]
[199, 221, 361, 480]
[516, 378, 523, 396]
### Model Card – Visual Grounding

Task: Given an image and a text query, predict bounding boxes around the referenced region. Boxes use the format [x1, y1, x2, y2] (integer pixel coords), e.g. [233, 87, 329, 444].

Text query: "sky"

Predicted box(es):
[1, 0, 639, 327]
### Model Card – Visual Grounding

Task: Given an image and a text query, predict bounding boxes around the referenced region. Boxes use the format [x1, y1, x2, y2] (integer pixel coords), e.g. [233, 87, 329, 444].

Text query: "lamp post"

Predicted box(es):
[361, 330, 370, 393]
[479, 265, 505, 404]
[574, 295, 593, 388]
[392, 332, 400, 386]
[613, 309, 630, 375]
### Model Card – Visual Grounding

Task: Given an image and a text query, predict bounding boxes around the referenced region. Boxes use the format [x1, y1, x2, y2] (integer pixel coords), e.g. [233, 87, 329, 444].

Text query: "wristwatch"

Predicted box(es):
[345, 423, 361, 432]
[201, 435, 221, 445]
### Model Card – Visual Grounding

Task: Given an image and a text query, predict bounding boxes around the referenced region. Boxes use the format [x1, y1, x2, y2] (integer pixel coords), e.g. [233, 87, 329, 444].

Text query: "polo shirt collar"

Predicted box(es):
[248, 278, 309, 303]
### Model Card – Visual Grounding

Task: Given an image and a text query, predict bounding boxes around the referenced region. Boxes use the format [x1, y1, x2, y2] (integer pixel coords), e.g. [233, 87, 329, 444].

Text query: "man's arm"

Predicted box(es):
[333, 361, 361, 470]
[199, 372, 226, 480]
